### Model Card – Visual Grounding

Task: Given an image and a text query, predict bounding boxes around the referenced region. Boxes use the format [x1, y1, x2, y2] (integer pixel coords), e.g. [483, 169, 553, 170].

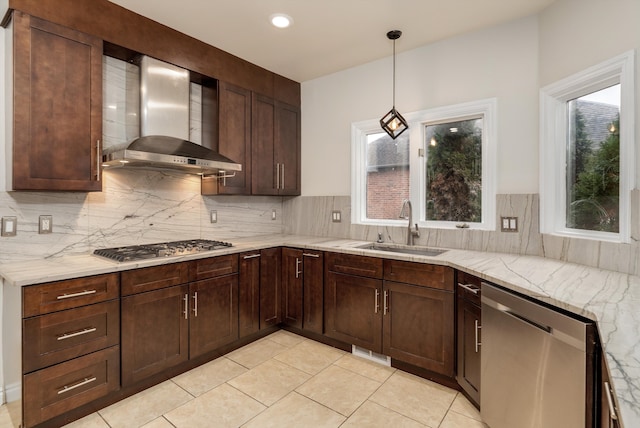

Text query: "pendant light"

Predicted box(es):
[379, 30, 408, 139]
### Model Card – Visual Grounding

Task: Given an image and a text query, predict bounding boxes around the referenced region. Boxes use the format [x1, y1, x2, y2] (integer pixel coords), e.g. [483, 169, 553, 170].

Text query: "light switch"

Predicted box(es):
[210, 210, 217, 223]
[500, 216, 518, 232]
[332, 210, 342, 223]
[1, 216, 17, 237]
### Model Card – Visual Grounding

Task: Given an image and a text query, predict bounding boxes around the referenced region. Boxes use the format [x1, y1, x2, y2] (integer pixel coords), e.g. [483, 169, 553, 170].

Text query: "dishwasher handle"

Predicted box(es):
[483, 295, 552, 335]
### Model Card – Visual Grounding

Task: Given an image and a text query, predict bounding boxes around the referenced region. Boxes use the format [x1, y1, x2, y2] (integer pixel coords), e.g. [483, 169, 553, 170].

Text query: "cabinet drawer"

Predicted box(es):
[457, 270, 482, 306]
[189, 254, 239, 281]
[23, 273, 119, 317]
[23, 346, 120, 428]
[383, 260, 454, 291]
[326, 252, 383, 279]
[121, 262, 189, 296]
[23, 300, 120, 373]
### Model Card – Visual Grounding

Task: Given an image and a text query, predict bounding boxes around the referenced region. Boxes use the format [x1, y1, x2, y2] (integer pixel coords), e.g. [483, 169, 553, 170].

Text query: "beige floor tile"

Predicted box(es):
[369, 371, 456, 427]
[439, 410, 488, 428]
[334, 354, 396, 383]
[0, 401, 21, 428]
[296, 364, 381, 416]
[242, 392, 345, 428]
[164, 383, 265, 428]
[228, 358, 311, 405]
[226, 337, 288, 368]
[341, 401, 427, 428]
[264, 330, 306, 348]
[62, 412, 109, 428]
[98, 380, 192, 428]
[172, 356, 247, 396]
[140, 416, 175, 428]
[273, 339, 345, 375]
[450, 393, 482, 421]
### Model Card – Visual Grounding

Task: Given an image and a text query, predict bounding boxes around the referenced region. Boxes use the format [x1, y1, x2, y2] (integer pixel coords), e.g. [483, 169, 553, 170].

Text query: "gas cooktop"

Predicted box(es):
[93, 239, 233, 262]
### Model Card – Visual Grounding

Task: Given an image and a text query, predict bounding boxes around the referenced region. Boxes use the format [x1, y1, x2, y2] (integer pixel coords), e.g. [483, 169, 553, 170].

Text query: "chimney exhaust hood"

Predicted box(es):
[101, 56, 241, 175]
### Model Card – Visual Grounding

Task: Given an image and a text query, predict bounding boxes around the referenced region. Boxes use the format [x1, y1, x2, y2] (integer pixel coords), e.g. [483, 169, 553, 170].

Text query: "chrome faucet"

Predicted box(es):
[399, 199, 420, 245]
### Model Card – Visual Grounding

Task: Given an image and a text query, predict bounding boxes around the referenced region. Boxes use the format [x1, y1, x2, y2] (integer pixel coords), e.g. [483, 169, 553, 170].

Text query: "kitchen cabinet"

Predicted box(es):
[121, 256, 239, 385]
[251, 94, 301, 196]
[22, 273, 120, 428]
[325, 253, 455, 377]
[601, 350, 620, 428]
[9, 11, 103, 191]
[216, 81, 252, 195]
[456, 271, 482, 406]
[239, 248, 283, 336]
[281, 248, 324, 333]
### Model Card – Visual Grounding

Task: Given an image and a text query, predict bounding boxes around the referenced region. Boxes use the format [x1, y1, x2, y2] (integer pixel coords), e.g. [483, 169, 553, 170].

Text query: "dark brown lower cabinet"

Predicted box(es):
[239, 248, 282, 335]
[281, 248, 323, 333]
[600, 351, 620, 428]
[456, 272, 482, 406]
[260, 247, 282, 329]
[383, 281, 454, 376]
[121, 285, 189, 386]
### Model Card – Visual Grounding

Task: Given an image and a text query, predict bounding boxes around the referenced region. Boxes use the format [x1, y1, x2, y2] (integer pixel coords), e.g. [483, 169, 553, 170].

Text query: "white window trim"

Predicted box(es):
[351, 98, 497, 230]
[540, 50, 635, 243]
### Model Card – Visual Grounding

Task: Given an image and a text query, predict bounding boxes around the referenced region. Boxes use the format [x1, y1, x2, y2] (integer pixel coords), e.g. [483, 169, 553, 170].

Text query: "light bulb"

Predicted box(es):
[390, 119, 399, 131]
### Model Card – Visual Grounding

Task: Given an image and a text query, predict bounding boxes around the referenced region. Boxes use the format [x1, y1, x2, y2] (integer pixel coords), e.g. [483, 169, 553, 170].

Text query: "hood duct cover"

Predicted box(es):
[101, 56, 242, 175]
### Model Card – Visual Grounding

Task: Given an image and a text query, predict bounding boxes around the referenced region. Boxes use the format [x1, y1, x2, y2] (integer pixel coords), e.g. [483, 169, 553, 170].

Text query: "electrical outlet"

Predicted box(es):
[500, 216, 518, 232]
[39, 215, 53, 234]
[1, 216, 17, 237]
[272, 209, 277, 220]
[332, 210, 342, 223]
[210, 210, 217, 223]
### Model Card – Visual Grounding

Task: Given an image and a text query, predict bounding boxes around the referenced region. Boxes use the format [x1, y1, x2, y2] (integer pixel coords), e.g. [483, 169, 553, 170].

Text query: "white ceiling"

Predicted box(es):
[108, 0, 556, 82]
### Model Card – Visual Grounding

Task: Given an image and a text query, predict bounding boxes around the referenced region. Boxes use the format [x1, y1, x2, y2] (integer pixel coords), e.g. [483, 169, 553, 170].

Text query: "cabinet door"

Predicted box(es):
[383, 281, 455, 377]
[239, 252, 261, 337]
[189, 275, 239, 358]
[601, 353, 620, 428]
[121, 285, 189, 386]
[275, 101, 301, 196]
[303, 251, 324, 334]
[217, 81, 252, 194]
[457, 297, 481, 405]
[324, 271, 383, 353]
[12, 12, 102, 191]
[260, 247, 282, 329]
[281, 248, 303, 328]
[251, 93, 277, 195]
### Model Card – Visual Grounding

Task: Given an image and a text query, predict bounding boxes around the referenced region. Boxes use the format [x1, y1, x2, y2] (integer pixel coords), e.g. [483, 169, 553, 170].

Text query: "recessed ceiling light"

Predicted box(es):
[270, 13, 293, 29]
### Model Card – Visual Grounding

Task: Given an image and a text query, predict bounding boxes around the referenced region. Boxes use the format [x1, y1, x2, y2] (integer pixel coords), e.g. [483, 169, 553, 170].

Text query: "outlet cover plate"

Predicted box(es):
[1, 216, 17, 237]
[39, 215, 53, 234]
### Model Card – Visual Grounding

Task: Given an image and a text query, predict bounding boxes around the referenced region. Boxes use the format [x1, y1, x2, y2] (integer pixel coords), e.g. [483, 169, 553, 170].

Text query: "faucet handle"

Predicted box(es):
[412, 223, 420, 237]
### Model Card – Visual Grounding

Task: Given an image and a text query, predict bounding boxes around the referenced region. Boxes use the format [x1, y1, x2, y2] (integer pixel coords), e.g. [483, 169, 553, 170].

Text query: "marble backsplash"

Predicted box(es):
[0, 168, 283, 262]
[283, 194, 640, 277]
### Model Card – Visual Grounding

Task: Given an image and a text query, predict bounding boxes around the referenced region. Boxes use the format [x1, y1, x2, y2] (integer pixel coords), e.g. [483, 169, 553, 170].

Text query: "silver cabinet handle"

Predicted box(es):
[243, 253, 261, 260]
[374, 289, 380, 313]
[475, 320, 482, 353]
[58, 376, 97, 395]
[295, 258, 302, 279]
[57, 327, 97, 341]
[56, 290, 97, 300]
[458, 283, 479, 294]
[183, 293, 189, 320]
[276, 163, 281, 190]
[303, 253, 320, 258]
[604, 381, 618, 422]
[383, 290, 389, 315]
[192, 291, 198, 317]
[96, 140, 101, 181]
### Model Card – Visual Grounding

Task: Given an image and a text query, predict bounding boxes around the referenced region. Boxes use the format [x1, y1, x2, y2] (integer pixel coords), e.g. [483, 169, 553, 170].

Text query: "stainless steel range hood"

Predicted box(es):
[101, 56, 241, 175]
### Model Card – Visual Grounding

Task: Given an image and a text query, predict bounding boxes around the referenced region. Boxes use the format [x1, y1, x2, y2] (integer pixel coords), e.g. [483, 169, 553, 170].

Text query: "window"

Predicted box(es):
[352, 99, 496, 229]
[540, 51, 635, 242]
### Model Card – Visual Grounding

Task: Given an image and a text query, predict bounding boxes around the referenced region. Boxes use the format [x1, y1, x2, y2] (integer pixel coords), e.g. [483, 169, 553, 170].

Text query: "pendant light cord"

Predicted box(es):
[392, 38, 396, 108]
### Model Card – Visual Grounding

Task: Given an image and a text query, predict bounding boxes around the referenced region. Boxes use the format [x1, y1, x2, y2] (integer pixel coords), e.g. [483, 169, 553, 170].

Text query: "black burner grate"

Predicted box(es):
[93, 239, 233, 262]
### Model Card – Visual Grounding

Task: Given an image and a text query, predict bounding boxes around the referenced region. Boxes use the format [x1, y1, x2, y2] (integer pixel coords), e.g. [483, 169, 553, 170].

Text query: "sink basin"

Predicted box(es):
[356, 243, 448, 257]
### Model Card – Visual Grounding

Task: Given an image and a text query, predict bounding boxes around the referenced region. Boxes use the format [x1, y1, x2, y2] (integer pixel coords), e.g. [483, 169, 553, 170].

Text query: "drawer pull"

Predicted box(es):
[192, 292, 198, 317]
[458, 283, 479, 294]
[56, 290, 97, 300]
[383, 290, 389, 315]
[303, 253, 320, 258]
[374, 289, 380, 314]
[243, 254, 261, 260]
[475, 320, 482, 353]
[57, 327, 97, 341]
[57, 376, 97, 395]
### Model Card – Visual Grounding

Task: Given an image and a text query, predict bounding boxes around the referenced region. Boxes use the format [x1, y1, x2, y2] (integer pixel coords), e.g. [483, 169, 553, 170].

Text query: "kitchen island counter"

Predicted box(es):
[2, 233, 638, 427]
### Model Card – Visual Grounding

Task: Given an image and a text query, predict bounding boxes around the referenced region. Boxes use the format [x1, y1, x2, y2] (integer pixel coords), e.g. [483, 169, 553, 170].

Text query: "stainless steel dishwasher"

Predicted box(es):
[481, 282, 596, 428]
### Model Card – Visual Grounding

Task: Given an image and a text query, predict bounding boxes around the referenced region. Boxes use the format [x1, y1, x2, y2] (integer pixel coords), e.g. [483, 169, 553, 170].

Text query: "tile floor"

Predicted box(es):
[0, 331, 487, 428]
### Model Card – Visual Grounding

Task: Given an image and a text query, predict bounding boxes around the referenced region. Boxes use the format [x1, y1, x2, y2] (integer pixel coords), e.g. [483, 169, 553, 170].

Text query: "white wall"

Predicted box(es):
[301, 16, 540, 196]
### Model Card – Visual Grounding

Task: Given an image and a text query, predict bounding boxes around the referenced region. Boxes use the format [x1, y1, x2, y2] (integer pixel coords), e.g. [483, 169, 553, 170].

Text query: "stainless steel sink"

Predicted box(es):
[356, 243, 448, 257]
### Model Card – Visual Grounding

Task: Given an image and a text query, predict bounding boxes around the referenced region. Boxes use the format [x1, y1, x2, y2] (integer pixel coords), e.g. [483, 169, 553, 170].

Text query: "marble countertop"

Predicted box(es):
[1, 233, 638, 427]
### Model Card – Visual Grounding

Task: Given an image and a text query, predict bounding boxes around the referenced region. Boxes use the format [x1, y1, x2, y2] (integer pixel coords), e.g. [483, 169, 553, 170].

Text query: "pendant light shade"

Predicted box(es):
[380, 30, 408, 139]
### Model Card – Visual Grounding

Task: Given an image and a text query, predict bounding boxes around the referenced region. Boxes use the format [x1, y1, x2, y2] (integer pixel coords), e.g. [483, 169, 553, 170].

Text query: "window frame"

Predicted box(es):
[351, 98, 497, 230]
[540, 50, 635, 243]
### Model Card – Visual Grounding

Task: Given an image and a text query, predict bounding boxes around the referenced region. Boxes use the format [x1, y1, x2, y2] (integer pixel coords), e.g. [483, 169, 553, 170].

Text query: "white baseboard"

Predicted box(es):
[4, 382, 21, 403]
